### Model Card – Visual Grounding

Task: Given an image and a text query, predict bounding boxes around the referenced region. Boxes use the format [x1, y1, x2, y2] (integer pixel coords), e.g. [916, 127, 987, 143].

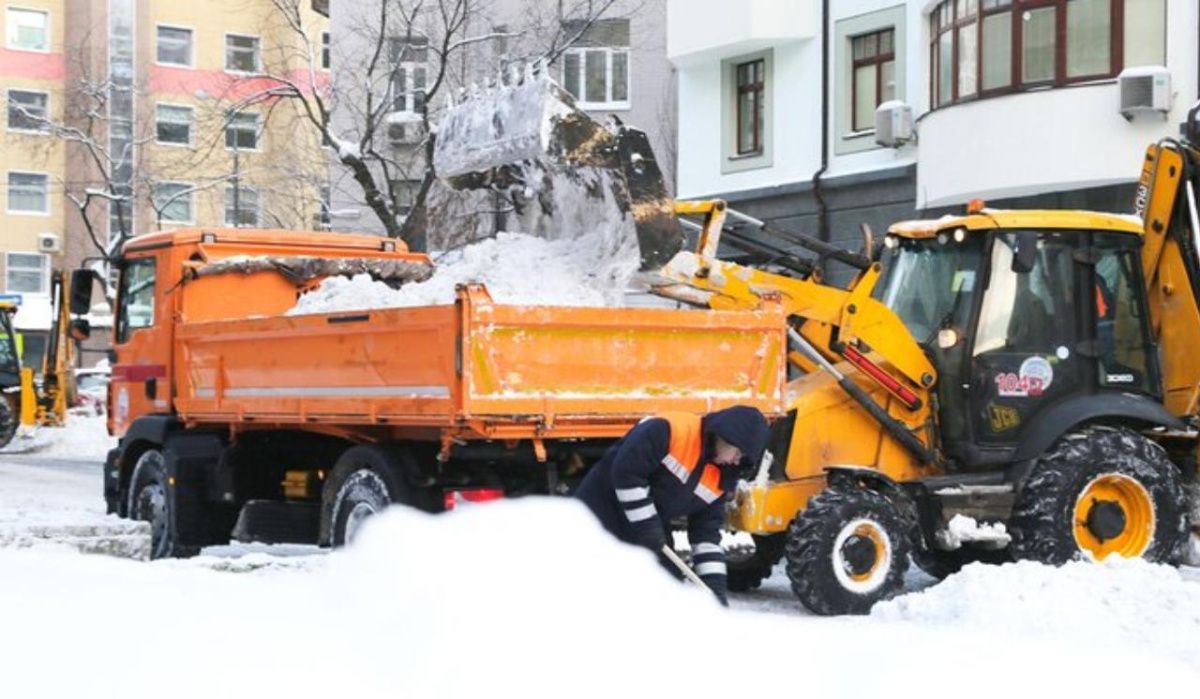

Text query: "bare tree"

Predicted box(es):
[224, 0, 626, 250]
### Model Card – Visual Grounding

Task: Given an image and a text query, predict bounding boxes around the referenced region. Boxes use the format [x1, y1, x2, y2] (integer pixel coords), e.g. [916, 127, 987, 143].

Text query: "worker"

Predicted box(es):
[575, 405, 770, 606]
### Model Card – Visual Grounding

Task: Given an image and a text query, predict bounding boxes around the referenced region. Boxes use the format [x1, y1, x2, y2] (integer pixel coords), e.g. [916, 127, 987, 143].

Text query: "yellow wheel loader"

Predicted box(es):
[430, 68, 1200, 615]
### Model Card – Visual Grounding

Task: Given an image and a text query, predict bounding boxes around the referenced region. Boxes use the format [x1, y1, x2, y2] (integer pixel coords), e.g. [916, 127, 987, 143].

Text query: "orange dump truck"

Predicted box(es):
[80, 228, 787, 557]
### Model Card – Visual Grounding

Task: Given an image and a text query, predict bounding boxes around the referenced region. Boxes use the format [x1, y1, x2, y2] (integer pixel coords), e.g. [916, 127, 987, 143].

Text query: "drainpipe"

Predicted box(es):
[810, 0, 831, 272]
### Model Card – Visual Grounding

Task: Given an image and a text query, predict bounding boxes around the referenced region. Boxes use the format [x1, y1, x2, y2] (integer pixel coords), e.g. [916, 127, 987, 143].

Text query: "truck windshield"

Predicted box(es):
[879, 235, 985, 344]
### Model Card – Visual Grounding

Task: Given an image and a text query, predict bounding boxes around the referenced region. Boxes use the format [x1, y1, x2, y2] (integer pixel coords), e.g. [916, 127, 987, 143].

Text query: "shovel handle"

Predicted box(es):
[660, 544, 711, 591]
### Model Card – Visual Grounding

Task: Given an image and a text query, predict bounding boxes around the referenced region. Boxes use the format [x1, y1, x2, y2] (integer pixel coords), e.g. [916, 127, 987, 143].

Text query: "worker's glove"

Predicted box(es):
[632, 525, 668, 554]
[712, 588, 729, 608]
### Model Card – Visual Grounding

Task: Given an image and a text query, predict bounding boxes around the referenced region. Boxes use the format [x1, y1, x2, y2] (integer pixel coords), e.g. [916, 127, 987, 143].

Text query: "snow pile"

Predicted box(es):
[873, 557, 1200, 668]
[1, 499, 1198, 697]
[0, 457, 148, 559]
[290, 231, 638, 313]
[0, 413, 117, 461]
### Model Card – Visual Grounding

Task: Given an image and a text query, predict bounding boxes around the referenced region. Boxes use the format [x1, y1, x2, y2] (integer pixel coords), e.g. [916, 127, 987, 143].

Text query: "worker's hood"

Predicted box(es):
[703, 406, 769, 470]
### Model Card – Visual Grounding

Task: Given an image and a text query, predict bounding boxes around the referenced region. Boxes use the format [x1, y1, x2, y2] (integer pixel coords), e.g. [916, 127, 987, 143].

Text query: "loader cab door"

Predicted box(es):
[110, 255, 166, 435]
[966, 231, 1085, 450]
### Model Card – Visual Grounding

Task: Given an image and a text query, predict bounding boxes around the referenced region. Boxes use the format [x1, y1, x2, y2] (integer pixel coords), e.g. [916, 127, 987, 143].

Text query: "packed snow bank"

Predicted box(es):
[0, 413, 117, 461]
[290, 232, 639, 314]
[873, 557, 1200, 668]
[0, 457, 148, 558]
[2, 498, 1198, 698]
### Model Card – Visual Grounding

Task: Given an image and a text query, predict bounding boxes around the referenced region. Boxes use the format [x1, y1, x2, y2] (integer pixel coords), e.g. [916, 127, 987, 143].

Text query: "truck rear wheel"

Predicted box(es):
[128, 449, 181, 559]
[784, 489, 910, 615]
[321, 445, 413, 547]
[1010, 426, 1187, 565]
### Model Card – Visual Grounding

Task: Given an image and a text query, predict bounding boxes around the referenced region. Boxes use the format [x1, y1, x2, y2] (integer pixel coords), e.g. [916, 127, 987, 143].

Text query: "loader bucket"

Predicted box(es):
[432, 70, 681, 270]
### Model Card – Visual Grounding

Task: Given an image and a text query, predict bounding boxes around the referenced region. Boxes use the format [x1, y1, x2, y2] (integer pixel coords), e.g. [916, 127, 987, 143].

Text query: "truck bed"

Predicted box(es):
[173, 285, 787, 440]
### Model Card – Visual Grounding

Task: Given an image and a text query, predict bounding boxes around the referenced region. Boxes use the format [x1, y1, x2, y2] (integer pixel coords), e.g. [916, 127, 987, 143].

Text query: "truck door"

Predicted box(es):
[110, 254, 167, 435]
[967, 231, 1085, 447]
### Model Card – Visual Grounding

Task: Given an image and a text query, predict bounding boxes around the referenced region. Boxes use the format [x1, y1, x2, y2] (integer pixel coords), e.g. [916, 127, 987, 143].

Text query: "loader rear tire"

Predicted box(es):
[727, 533, 785, 592]
[0, 396, 17, 449]
[1010, 426, 1187, 565]
[322, 445, 413, 547]
[785, 489, 910, 615]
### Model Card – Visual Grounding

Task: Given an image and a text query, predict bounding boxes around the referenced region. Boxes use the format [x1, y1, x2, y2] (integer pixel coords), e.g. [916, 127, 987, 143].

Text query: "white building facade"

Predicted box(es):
[669, 0, 1196, 278]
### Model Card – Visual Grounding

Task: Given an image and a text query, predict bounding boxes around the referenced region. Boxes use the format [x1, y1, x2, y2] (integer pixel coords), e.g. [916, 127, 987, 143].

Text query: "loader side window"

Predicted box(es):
[116, 258, 155, 344]
[1093, 236, 1154, 394]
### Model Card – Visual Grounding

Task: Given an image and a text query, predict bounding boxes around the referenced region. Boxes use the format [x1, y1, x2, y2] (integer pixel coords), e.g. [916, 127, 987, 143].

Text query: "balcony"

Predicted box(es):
[666, 0, 816, 67]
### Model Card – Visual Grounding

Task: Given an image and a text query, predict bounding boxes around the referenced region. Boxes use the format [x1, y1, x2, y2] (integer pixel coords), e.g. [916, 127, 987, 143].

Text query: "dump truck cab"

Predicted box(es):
[880, 209, 1166, 472]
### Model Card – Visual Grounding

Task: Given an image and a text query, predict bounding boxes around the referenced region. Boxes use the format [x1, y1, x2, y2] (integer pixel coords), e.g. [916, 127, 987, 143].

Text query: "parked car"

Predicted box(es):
[73, 364, 110, 414]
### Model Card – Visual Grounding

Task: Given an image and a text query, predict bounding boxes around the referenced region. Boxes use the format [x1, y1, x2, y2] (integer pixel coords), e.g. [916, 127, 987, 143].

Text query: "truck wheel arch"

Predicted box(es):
[114, 415, 179, 516]
[1012, 393, 1184, 463]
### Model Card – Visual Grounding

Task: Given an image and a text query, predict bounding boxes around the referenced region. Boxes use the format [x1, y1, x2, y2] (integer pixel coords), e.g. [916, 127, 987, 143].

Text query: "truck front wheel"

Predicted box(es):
[128, 449, 177, 559]
[321, 445, 413, 547]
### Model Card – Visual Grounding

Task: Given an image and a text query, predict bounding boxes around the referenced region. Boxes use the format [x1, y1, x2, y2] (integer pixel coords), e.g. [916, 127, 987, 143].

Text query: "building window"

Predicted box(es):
[851, 29, 895, 132]
[225, 34, 260, 73]
[7, 89, 48, 132]
[6, 252, 47, 294]
[391, 179, 419, 217]
[559, 19, 630, 108]
[321, 31, 330, 70]
[930, 0, 1164, 108]
[735, 59, 764, 155]
[316, 184, 331, 229]
[224, 186, 259, 226]
[389, 36, 428, 113]
[155, 104, 193, 145]
[153, 182, 193, 224]
[225, 112, 259, 150]
[156, 25, 192, 66]
[7, 171, 48, 214]
[6, 8, 47, 51]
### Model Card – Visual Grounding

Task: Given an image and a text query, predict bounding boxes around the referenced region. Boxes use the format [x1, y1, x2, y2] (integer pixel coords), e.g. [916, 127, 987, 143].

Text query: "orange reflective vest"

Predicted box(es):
[654, 411, 724, 504]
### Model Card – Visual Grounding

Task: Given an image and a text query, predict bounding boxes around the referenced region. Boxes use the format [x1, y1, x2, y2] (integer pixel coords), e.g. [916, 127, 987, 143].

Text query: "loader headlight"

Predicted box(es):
[954, 228, 967, 243]
[883, 236, 898, 249]
[937, 328, 959, 349]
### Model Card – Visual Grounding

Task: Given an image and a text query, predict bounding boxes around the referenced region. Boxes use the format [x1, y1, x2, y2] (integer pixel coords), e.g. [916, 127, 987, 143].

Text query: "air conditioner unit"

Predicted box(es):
[875, 100, 914, 148]
[1119, 66, 1171, 120]
[37, 232, 62, 254]
[386, 113, 426, 146]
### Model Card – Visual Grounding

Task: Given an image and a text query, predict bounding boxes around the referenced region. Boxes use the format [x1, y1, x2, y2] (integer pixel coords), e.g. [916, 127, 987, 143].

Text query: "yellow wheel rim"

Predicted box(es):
[846, 523, 886, 582]
[1073, 473, 1155, 560]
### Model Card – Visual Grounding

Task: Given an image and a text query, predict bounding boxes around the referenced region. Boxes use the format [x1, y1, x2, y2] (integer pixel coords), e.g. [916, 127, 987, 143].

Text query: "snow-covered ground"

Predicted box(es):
[2, 425, 1200, 697]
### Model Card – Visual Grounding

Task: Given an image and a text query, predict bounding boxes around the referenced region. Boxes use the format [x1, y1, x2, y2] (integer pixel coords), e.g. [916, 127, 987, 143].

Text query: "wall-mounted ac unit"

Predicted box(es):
[1119, 66, 1171, 120]
[37, 232, 62, 254]
[875, 100, 913, 148]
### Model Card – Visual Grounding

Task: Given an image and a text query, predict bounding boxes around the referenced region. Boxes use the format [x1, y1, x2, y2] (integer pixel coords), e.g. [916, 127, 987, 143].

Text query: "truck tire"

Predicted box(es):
[727, 533, 785, 592]
[784, 489, 910, 615]
[0, 396, 16, 449]
[1010, 426, 1187, 565]
[128, 449, 184, 559]
[322, 445, 412, 547]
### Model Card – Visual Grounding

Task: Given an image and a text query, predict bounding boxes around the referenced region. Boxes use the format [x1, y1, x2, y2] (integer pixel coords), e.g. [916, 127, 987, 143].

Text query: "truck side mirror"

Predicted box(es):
[69, 269, 95, 316]
[1011, 230, 1038, 274]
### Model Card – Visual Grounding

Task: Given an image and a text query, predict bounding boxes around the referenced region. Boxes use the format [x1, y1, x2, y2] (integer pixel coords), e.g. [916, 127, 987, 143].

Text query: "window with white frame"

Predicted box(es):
[225, 111, 259, 150]
[560, 19, 630, 109]
[225, 34, 260, 72]
[850, 28, 895, 132]
[391, 179, 419, 216]
[388, 36, 427, 114]
[7, 171, 47, 213]
[321, 31, 330, 70]
[6, 252, 47, 294]
[155, 104, 192, 145]
[6, 8, 47, 51]
[7, 89, 48, 132]
[224, 185, 259, 226]
[153, 182, 193, 224]
[156, 25, 193, 66]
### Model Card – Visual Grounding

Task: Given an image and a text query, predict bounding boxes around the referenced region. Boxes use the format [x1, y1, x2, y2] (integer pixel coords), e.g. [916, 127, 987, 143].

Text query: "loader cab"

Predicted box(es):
[881, 211, 1157, 469]
[0, 304, 21, 389]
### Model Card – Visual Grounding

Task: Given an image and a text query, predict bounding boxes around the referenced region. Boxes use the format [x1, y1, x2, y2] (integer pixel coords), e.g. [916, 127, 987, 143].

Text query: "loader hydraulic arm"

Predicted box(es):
[655, 200, 936, 411]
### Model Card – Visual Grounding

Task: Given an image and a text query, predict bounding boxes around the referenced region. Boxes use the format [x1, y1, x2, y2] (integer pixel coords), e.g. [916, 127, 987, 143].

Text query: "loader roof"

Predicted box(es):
[887, 209, 1144, 239]
[122, 228, 415, 256]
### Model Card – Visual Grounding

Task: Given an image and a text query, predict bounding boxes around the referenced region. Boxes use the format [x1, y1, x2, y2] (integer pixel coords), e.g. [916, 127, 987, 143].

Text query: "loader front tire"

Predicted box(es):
[727, 533, 785, 592]
[322, 445, 412, 547]
[1010, 426, 1186, 565]
[785, 489, 910, 615]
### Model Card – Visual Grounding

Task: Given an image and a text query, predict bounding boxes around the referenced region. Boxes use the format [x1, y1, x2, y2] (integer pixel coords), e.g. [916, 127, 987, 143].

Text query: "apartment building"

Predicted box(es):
[668, 0, 1194, 282]
[324, 0, 675, 241]
[0, 0, 329, 365]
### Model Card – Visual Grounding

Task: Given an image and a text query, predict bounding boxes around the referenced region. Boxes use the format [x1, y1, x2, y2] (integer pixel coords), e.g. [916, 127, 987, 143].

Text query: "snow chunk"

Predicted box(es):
[290, 231, 636, 313]
[934, 514, 1011, 550]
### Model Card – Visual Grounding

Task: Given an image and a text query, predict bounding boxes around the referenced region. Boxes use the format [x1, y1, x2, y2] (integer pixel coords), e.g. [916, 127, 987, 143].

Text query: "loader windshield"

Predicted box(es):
[880, 235, 985, 344]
